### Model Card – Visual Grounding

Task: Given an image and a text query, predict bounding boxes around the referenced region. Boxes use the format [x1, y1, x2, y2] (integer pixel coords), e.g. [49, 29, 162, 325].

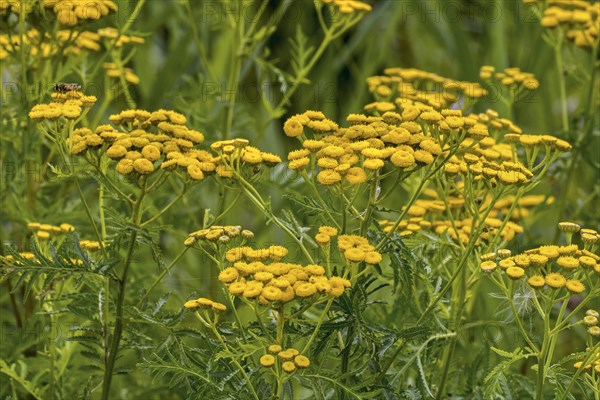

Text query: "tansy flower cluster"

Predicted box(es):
[1, 252, 38, 266]
[398, 109, 570, 186]
[581, 309, 600, 338]
[1, 252, 84, 267]
[573, 346, 600, 374]
[97, 27, 146, 46]
[363, 73, 571, 187]
[0, 25, 145, 61]
[320, 0, 372, 14]
[78, 240, 104, 251]
[284, 109, 446, 187]
[315, 226, 338, 246]
[0, 222, 93, 266]
[43, 0, 118, 26]
[480, 224, 599, 296]
[29, 90, 97, 121]
[102, 63, 140, 85]
[365, 68, 570, 156]
[524, 0, 600, 48]
[68, 108, 211, 180]
[379, 193, 551, 243]
[220, 245, 351, 305]
[183, 297, 227, 313]
[337, 234, 383, 264]
[184, 225, 254, 247]
[380, 210, 523, 244]
[0, 29, 103, 60]
[480, 66, 540, 90]
[260, 345, 310, 373]
[26, 222, 74, 240]
[367, 67, 488, 109]
[209, 139, 282, 179]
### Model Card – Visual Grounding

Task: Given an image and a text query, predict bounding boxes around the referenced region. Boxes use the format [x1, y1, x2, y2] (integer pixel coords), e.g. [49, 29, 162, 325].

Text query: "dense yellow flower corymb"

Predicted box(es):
[43, 0, 118, 26]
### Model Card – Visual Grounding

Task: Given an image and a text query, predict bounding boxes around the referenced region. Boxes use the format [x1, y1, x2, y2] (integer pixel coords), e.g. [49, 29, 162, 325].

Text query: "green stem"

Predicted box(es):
[138, 246, 190, 306]
[276, 304, 285, 345]
[360, 173, 379, 236]
[535, 301, 552, 400]
[101, 179, 146, 400]
[140, 188, 186, 227]
[236, 176, 315, 263]
[301, 171, 340, 229]
[302, 298, 334, 354]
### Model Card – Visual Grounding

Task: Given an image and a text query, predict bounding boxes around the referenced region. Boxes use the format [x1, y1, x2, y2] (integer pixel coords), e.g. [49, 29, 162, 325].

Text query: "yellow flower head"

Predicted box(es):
[269, 245, 289, 260]
[294, 355, 310, 368]
[115, 159, 134, 174]
[538, 245, 560, 259]
[344, 248, 365, 262]
[390, 150, 415, 168]
[505, 266, 525, 280]
[289, 157, 310, 170]
[305, 264, 325, 276]
[413, 150, 434, 165]
[294, 282, 317, 297]
[565, 279, 585, 294]
[480, 261, 497, 273]
[583, 315, 598, 327]
[558, 221, 581, 233]
[183, 300, 199, 310]
[36, 230, 50, 240]
[364, 251, 383, 264]
[212, 302, 227, 312]
[228, 282, 246, 295]
[315, 233, 331, 246]
[282, 361, 296, 373]
[261, 286, 283, 301]
[277, 350, 294, 360]
[363, 158, 385, 170]
[513, 254, 530, 268]
[527, 275, 545, 289]
[545, 273, 566, 289]
[317, 170, 342, 185]
[133, 158, 155, 174]
[319, 226, 338, 236]
[268, 344, 282, 353]
[345, 167, 368, 185]
[528, 254, 548, 267]
[283, 117, 304, 137]
[260, 354, 275, 367]
[218, 267, 239, 283]
[242, 281, 263, 298]
[579, 256, 597, 269]
[556, 256, 579, 270]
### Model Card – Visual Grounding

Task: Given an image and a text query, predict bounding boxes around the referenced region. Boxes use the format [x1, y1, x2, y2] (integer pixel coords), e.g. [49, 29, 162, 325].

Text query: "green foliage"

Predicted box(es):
[1, 1, 599, 399]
